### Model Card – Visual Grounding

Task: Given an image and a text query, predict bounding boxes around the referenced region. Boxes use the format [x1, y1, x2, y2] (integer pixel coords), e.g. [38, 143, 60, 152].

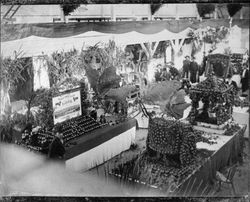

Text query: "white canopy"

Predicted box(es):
[1, 28, 193, 58]
[114, 28, 193, 46]
[1, 31, 112, 58]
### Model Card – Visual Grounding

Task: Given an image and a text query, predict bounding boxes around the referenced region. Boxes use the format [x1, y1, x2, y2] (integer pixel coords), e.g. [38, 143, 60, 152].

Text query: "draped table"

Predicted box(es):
[108, 124, 246, 196]
[176, 125, 246, 196]
[65, 118, 137, 172]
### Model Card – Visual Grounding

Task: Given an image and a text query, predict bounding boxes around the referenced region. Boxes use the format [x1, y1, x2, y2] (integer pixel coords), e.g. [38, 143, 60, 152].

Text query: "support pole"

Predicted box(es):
[175, 5, 179, 20]
[240, 8, 243, 19]
[60, 6, 65, 23]
[140, 41, 160, 59]
[148, 4, 152, 21]
[214, 4, 218, 19]
[111, 5, 116, 22]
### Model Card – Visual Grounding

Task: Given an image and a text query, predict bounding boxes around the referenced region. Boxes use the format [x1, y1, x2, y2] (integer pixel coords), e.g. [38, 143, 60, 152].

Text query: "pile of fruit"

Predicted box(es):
[188, 75, 234, 125]
[28, 115, 103, 149]
[223, 122, 241, 136]
[147, 118, 183, 155]
[190, 75, 229, 93]
[16, 142, 43, 153]
[60, 115, 102, 142]
[110, 123, 217, 192]
[147, 118, 207, 166]
[111, 147, 214, 192]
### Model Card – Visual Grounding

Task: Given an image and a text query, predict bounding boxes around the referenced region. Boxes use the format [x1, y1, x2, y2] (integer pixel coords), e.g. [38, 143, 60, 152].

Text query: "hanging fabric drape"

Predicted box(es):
[2, 19, 249, 42]
[0, 80, 11, 118]
[33, 56, 50, 90]
[1, 28, 193, 59]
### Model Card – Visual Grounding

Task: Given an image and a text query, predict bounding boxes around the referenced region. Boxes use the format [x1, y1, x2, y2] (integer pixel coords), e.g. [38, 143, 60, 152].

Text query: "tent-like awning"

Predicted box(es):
[1, 28, 193, 58]
[1, 32, 113, 58]
[1, 19, 249, 58]
[2, 19, 249, 42]
[114, 28, 193, 46]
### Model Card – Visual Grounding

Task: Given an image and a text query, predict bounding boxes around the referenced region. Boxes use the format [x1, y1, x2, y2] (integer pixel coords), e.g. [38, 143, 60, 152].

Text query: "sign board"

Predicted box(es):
[52, 90, 82, 124]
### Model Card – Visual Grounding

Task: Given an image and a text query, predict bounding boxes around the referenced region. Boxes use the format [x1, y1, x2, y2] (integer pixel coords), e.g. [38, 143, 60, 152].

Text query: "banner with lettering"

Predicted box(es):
[52, 90, 82, 124]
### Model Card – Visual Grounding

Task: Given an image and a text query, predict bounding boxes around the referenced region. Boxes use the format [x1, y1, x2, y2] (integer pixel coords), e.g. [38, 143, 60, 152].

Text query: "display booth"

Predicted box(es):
[55, 83, 137, 171]
[8, 75, 137, 172]
[109, 75, 246, 195]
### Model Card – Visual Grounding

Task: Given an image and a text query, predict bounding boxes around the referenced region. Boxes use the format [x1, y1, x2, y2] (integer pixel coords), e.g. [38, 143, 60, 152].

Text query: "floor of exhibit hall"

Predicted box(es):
[1, 129, 248, 196]
[86, 128, 249, 197]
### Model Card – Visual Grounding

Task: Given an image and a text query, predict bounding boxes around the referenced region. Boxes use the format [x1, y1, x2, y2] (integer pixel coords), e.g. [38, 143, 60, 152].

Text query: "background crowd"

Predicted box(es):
[152, 51, 249, 97]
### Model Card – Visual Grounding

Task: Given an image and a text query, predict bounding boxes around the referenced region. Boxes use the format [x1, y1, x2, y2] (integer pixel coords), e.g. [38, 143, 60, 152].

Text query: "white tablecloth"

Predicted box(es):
[196, 134, 232, 151]
[233, 107, 249, 138]
[66, 126, 136, 172]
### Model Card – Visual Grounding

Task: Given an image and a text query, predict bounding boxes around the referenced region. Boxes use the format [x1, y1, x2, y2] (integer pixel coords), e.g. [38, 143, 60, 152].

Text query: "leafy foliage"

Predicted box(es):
[188, 26, 229, 55]
[31, 88, 57, 130]
[46, 49, 84, 86]
[0, 53, 32, 119]
[84, 65, 99, 93]
[141, 80, 190, 119]
[39, 41, 126, 128]
[81, 41, 126, 95]
[97, 66, 121, 95]
[0, 54, 31, 94]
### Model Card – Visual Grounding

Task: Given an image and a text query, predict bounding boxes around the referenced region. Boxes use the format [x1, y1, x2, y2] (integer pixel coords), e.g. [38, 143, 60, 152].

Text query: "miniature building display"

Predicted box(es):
[188, 75, 234, 126]
[188, 53, 235, 127]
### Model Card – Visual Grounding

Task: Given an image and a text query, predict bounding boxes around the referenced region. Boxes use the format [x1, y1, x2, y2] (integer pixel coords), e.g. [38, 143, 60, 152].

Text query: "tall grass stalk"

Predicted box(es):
[188, 177, 197, 197]
[195, 179, 204, 196]
[200, 184, 209, 196]
[183, 175, 193, 196]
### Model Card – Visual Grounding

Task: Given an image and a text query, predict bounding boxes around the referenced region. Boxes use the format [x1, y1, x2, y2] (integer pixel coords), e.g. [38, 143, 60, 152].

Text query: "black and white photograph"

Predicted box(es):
[0, 1, 249, 201]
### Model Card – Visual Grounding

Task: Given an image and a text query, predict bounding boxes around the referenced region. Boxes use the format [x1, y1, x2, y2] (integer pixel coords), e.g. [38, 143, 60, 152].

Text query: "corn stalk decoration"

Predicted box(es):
[46, 41, 126, 96]
[46, 48, 85, 86]
[0, 53, 30, 119]
[81, 41, 128, 96]
[44, 41, 128, 116]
